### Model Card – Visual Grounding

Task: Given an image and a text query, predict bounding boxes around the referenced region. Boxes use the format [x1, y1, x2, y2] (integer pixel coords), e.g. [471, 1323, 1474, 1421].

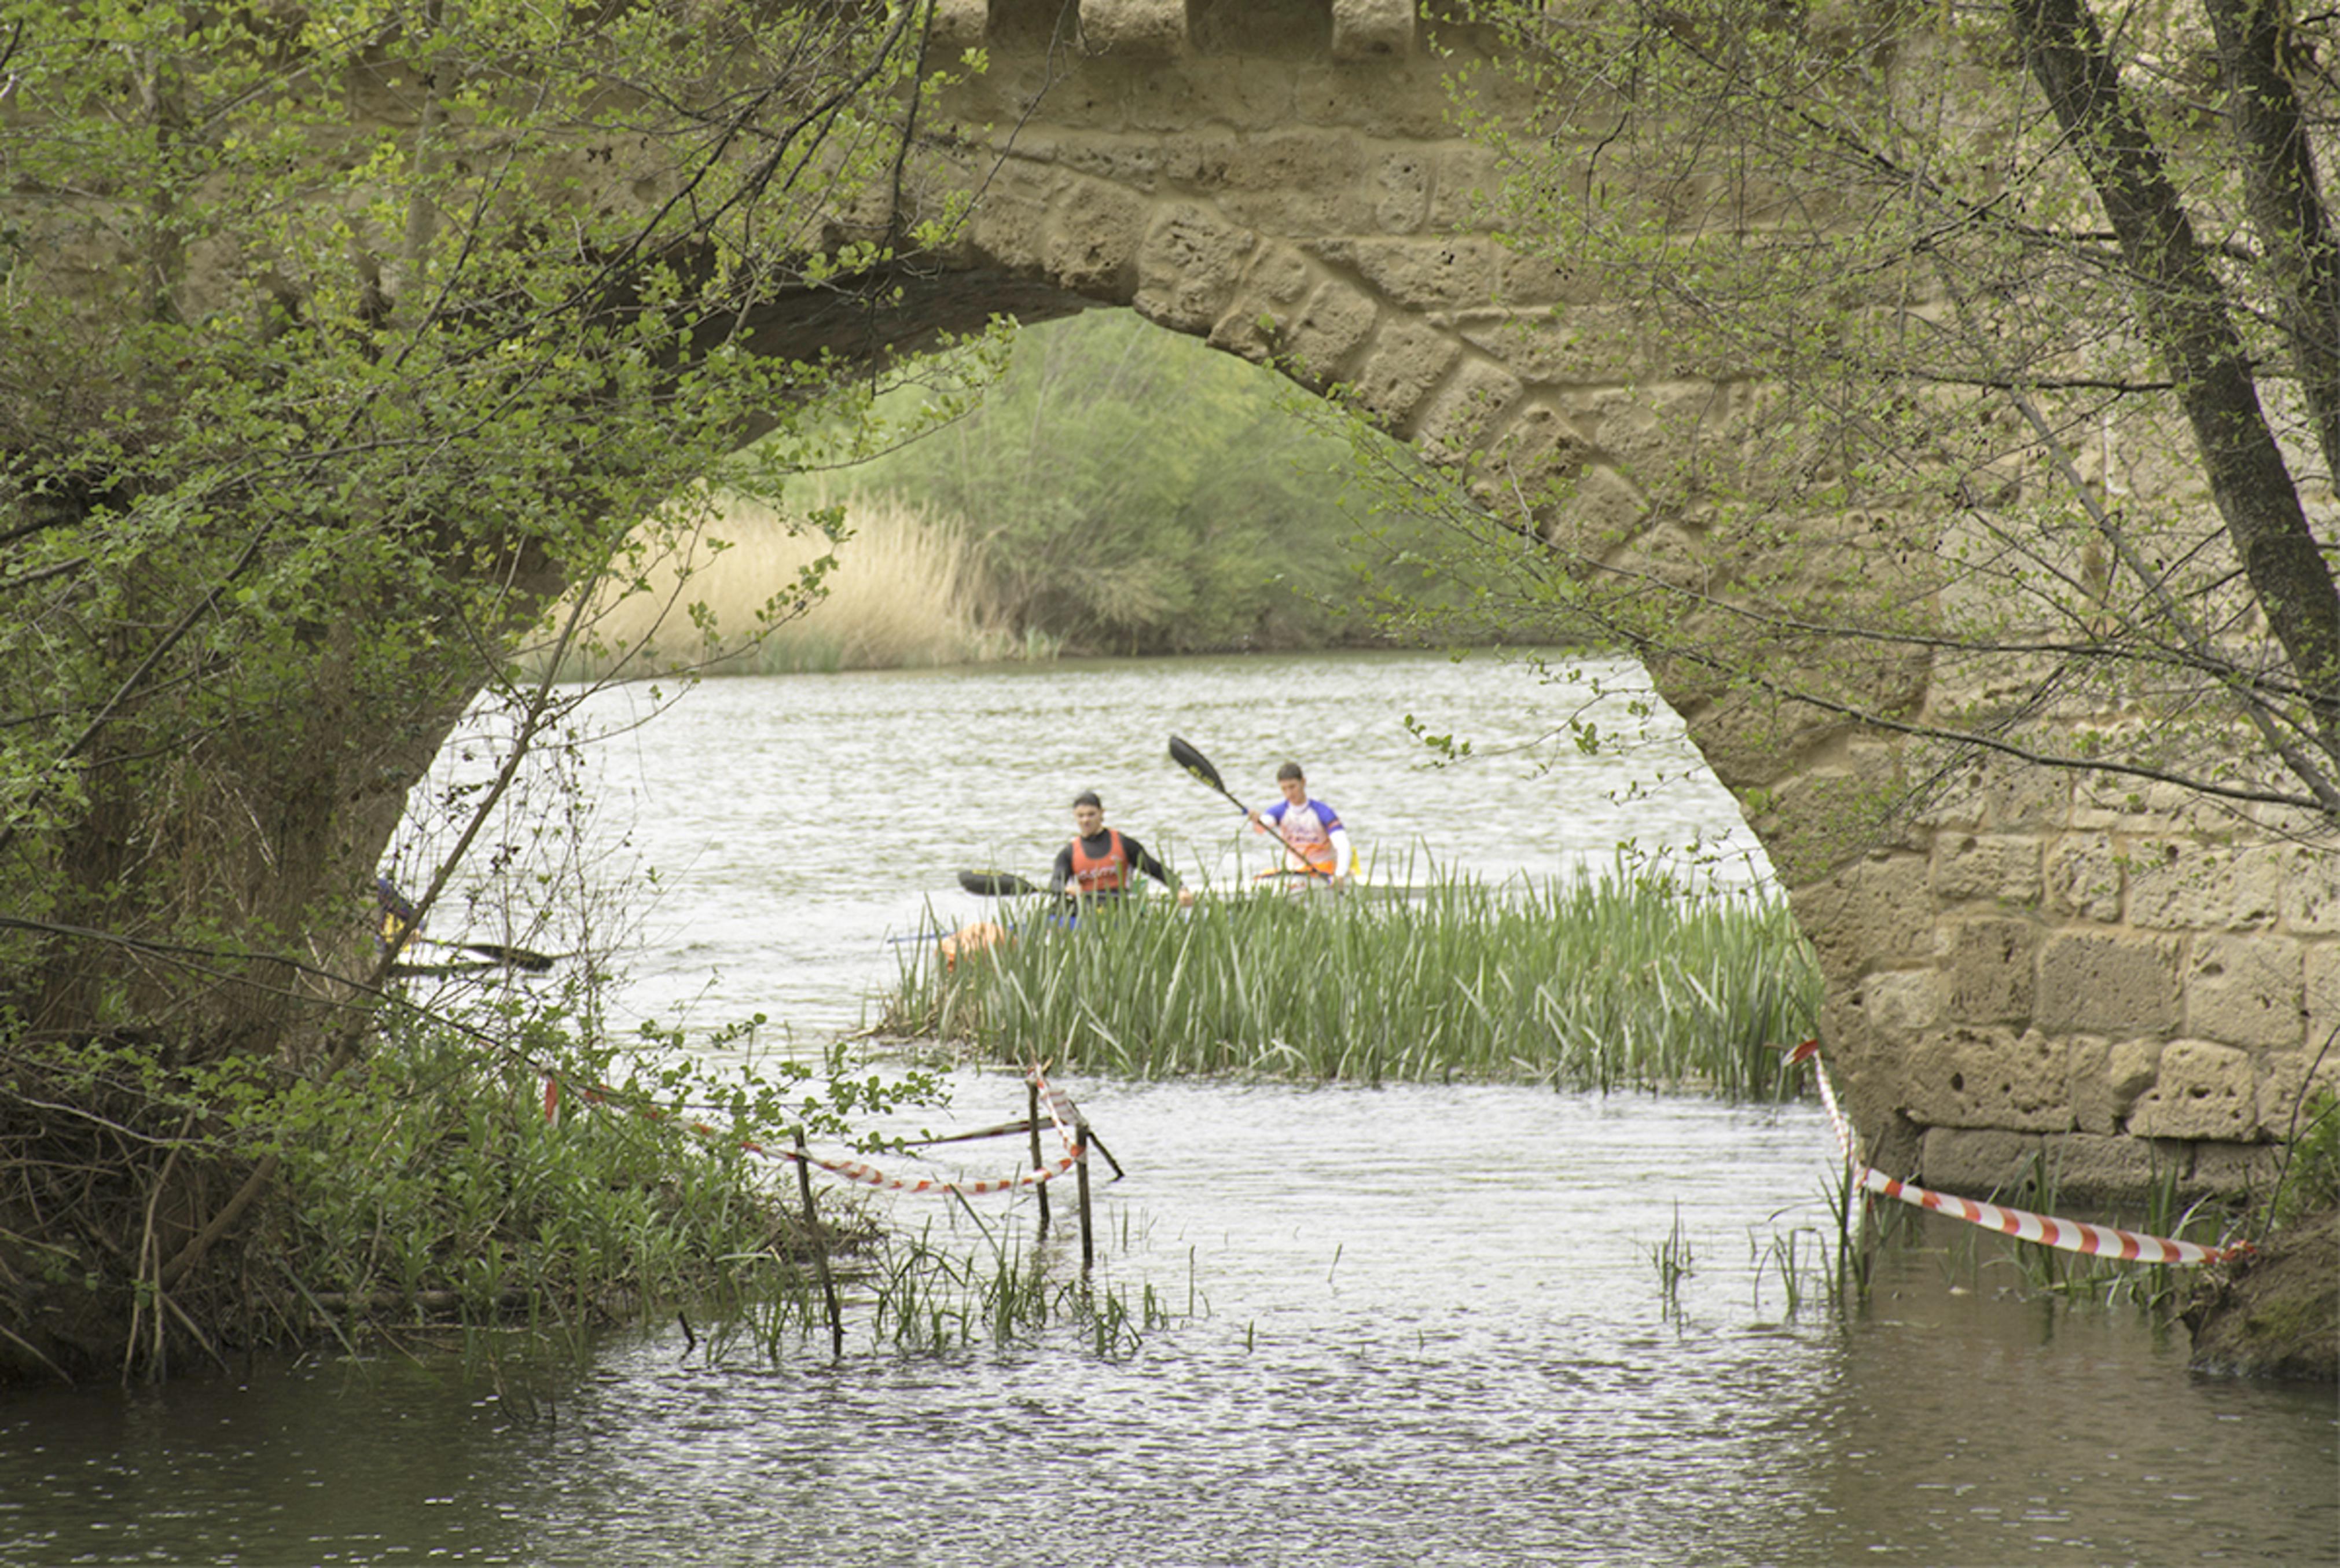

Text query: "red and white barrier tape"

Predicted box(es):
[1787, 1040, 2250, 1266]
[543, 1066, 1088, 1199]
[785, 1146, 1081, 1195]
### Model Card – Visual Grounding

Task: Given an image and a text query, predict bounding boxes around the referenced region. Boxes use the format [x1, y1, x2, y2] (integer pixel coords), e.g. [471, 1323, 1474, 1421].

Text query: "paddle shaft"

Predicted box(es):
[1167, 735, 1332, 879]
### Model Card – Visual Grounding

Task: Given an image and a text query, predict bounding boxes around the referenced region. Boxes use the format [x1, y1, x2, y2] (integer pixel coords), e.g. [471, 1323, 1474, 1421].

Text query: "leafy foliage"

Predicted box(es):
[0, 0, 991, 1378]
[841, 311, 1452, 655]
[1375, 0, 2340, 854]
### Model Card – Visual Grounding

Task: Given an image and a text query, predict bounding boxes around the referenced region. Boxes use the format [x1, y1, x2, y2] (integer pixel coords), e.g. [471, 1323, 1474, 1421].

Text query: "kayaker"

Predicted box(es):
[1247, 762, 1354, 884]
[1049, 791, 1194, 905]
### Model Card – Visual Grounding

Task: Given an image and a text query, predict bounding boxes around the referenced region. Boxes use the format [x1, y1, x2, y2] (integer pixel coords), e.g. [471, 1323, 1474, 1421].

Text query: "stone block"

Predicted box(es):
[1134, 203, 1258, 334]
[2279, 846, 2340, 933]
[1459, 302, 1639, 380]
[1919, 1126, 2043, 1197]
[2306, 942, 2340, 1056]
[1947, 917, 2039, 1024]
[2044, 833, 2122, 922]
[1426, 144, 1506, 231]
[2128, 1038, 2260, 1140]
[2037, 1132, 2174, 1205]
[1856, 968, 1944, 1045]
[2069, 766, 2225, 836]
[2188, 1140, 2284, 1199]
[2036, 931, 2181, 1035]
[2184, 932, 2304, 1051]
[1081, 0, 1188, 58]
[2128, 840, 2284, 931]
[1787, 855, 1934, 977]
[1210, 131, 1372, 229]
[2069, 1035, 2162, 1135]
[1901, 1025, 2072, 1132]
[1409, 357, 1525, 460]
[1276, 279, 1379, 384]
[928, 0, 990, 51]
[1331, 0, 1414, 59]
[1347, 315, 1461, 429]
[1371, 150, 1431, 233]
[2257, 1048, 2340, 1140]
[1044, 180, 1150, 293]
[967, 183, 1053, 271]
[1967, 754, 2074, 832]
[1289, 60, 1459, 139]
[1931, 832, 2044, 906]
[1312, 236, 1507, 311]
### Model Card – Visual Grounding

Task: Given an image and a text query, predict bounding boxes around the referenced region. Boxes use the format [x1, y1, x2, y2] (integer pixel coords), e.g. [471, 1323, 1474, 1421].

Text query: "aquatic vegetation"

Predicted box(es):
[226, 1013, 933, 1360]
[1651, 1205, 1696, 1320]
[714, 1218, 1181, 1361]
[883, 861, 1820, 1098]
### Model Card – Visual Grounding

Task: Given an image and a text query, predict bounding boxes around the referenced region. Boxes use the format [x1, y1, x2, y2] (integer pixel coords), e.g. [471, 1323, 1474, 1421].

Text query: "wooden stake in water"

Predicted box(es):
[1075, 1118, 1094, 1274]
[795, 1129, 844, 1357]
[1028, 1079, 1050, 1242]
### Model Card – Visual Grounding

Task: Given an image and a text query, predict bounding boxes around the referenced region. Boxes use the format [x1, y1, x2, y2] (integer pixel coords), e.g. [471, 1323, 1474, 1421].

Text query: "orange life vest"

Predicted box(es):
[1068, 829, 1131, 894]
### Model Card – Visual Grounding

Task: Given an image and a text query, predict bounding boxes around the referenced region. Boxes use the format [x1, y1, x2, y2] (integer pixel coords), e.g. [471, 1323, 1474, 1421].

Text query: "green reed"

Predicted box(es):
[719, 1220, 1173, 1360]
[1927, 1146, 2232, 1314]
[886, 861, 1820, 1098]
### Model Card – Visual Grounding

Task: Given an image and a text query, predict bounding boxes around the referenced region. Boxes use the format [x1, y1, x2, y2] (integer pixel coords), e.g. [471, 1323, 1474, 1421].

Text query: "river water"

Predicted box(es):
[4, 652, 2334, 1565]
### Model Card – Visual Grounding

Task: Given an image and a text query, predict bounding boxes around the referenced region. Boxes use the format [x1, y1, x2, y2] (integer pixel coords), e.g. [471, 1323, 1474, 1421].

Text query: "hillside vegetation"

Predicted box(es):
[527, 312, 1487, 678]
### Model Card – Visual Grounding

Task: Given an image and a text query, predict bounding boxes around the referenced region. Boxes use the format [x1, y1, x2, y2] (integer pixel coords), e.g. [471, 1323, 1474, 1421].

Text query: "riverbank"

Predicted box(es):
[2184, 1205, 2340, 1380]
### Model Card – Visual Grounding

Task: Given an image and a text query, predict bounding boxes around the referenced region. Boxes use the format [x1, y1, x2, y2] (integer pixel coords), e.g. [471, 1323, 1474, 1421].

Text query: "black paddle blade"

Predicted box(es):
[466, 942, 554, 973]
[958, 870, 1041, 897]
[1167, 735, 1232, 798]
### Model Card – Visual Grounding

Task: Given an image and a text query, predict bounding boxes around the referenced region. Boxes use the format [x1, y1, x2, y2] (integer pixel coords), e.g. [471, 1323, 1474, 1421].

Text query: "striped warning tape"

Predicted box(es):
[1787, 1040, 2250, 1266]
[785, 1146, 1081, 1195]
[544, 1066, 1087, 1199]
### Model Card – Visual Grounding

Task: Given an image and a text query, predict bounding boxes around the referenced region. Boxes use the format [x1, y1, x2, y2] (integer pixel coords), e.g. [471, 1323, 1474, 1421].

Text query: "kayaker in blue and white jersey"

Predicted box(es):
[1247, 762, 1354, 884]
[1050, 791, 1193, 905]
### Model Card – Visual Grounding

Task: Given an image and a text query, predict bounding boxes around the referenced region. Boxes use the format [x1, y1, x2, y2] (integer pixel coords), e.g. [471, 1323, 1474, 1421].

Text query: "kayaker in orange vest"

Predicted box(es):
[1246, 762, 1354, 884]
[1049, 791, 1194, 906]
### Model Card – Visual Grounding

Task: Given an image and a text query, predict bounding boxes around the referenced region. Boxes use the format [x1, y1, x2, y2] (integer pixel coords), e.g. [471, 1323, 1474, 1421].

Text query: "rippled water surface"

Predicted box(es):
[4, 654, 2334, 1565]
[503, 651, 1769, 1041]
[3, 1078, 2333, 1566]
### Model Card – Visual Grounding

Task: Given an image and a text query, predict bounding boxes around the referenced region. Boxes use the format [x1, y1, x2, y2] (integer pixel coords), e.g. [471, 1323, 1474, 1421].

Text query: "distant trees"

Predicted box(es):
[847, 311, 1431, 655]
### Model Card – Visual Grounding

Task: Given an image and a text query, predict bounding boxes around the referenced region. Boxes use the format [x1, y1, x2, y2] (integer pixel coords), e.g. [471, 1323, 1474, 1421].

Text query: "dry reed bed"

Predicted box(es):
[523, 493, 1032, 681]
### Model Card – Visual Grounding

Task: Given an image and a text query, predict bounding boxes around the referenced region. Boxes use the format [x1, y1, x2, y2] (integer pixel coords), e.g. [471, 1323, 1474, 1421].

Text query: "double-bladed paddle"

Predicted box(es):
[427, 937, 556, 972]
[958, 870, 1043, 897]
[1166, 734, 1331, 878]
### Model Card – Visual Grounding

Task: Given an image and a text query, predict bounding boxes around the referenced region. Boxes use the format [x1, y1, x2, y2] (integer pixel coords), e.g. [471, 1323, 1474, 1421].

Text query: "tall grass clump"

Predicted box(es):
[520, 490, 1037, 682]
[884, 860, 1820, 1097]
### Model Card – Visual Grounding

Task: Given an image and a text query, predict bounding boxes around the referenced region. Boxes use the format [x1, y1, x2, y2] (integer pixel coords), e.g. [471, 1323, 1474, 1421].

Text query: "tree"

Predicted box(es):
[1397, 0, 2338, 871]
[0, 0, 1000, 1374]
[849, 310, 1431, 654]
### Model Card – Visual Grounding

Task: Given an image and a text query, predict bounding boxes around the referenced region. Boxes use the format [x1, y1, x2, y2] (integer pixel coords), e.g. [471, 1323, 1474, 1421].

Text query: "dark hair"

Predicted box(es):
[1276, 762, 1305, 783]
[1071, 790, 1102, 810]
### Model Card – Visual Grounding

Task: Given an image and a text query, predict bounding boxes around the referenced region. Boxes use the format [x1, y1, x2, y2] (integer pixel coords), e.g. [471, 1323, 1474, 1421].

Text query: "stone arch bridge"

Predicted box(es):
[798, 0, 2339, 1206]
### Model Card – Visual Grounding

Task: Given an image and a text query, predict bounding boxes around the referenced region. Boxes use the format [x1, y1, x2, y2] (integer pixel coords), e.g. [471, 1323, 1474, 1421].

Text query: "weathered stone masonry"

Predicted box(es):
[905, 0, 2340, 1201]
